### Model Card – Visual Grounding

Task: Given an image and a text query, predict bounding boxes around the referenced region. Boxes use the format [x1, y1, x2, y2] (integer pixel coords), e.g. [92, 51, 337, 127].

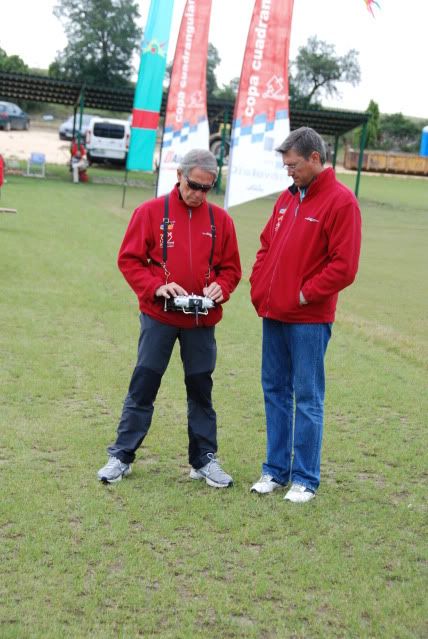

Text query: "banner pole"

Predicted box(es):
[122, 169, 128, 209]
[216, 111, 228, 194]
[155, 89, 170, 197]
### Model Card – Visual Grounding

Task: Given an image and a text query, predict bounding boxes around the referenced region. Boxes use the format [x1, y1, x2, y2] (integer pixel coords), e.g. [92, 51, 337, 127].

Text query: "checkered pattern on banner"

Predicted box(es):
[231, 110, 288, 148]
[162, 116, 208, 148]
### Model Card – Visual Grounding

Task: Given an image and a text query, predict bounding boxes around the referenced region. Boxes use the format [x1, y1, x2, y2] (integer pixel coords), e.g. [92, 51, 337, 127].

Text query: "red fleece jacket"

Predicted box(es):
[118, 185, 241, 328]
[250, 168, 361, 323]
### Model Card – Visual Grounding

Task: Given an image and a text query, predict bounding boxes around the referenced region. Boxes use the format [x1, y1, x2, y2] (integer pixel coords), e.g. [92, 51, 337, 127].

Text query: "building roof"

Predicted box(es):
[0, 71, 369, 137]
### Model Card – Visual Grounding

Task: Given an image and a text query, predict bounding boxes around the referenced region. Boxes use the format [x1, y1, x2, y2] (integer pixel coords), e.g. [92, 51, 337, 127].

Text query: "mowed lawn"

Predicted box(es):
[1, 171, 427, 638]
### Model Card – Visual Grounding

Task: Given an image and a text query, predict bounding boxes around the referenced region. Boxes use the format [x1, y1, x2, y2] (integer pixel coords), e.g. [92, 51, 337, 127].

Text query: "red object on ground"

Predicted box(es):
[70, 139, 89, 182]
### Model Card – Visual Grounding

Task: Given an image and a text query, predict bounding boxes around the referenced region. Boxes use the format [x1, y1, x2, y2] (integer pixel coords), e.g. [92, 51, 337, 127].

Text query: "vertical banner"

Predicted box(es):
[225, 0, 294, 208]
[127, 0, 174, 171]
[156, 0, 213, 196]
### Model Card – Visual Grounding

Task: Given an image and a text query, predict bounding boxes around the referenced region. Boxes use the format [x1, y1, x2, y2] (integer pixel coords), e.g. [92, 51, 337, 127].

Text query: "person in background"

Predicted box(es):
[98, 149, 241, 488]
[250, 127, 361, 503]
[70, 138, 88, 183]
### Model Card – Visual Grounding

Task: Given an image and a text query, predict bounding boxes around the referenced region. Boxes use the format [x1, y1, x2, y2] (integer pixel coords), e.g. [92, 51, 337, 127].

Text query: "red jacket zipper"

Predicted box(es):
[265, 200, 300, 316]
[187, 208, 195, 292]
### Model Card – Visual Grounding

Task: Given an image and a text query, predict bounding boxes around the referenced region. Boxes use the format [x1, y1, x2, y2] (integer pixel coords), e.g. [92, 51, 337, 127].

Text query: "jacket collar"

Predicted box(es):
[287, 167, 336, 200]
[170, 182, 209, 212]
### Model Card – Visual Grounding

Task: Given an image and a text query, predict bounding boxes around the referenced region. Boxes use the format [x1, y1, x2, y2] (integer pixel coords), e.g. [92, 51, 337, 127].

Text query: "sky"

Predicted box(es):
[1, 0, 427, 119]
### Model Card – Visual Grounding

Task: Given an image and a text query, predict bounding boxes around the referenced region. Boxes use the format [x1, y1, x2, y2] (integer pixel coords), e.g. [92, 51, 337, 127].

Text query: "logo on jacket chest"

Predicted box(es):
[304, 216, 319, 223]
[274, 207, 288, 233]
[160, 219, 175, 248]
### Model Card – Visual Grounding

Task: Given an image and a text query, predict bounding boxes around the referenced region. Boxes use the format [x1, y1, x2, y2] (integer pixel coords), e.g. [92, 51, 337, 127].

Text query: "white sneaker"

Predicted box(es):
[250, 473, 283, 494]
[284, 483, 315, 503]
[97, 456, 132, 484]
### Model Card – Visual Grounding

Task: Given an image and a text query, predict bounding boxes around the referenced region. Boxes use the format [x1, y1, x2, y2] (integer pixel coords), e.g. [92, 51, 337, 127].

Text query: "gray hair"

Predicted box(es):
[179, 149, 218, 179]
[276, 127, 327, 164]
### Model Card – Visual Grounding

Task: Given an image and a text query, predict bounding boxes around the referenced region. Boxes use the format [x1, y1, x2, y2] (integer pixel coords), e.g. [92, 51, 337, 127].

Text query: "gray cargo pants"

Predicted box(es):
[108, 313, 217, 469]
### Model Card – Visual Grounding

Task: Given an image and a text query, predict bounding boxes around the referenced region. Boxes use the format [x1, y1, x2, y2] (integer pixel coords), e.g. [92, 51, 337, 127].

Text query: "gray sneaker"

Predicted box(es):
[97, 456, 132, 484]
[189, 453, 233, 488]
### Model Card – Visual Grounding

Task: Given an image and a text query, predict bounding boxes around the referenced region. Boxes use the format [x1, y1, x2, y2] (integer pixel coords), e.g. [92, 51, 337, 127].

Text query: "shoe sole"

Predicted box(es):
[99, 475, 123, 484]
[250, 484, 283, 494]
[284, 492, 315, 503]
[98, 468, 132, 484]
[189, 469, 232, 488]
[205, 477, 233, 488]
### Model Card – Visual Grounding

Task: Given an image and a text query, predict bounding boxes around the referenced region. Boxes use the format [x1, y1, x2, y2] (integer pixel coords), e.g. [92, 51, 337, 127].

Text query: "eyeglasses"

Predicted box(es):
[185, 177, 215, 192]
[283, 158, 305, 172]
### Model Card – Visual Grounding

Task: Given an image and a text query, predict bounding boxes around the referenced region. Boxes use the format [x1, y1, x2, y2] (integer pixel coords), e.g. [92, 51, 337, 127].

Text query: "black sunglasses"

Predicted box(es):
[185, 177, 215, 192]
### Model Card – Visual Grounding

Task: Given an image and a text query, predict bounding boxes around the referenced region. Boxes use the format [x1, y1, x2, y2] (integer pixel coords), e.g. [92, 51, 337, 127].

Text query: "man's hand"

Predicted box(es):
[203, 282, 224, 303]
[155, 282, 188, 299]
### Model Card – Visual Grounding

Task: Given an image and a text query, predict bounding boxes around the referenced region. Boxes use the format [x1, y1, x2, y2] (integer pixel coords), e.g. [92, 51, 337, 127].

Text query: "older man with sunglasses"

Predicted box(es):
[98, 149, 241, 487]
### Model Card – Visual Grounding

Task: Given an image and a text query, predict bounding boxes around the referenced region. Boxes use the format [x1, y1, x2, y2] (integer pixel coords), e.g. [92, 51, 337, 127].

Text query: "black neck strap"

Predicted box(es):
[207, 204, 216, 267]
[162, 194, 169, 264]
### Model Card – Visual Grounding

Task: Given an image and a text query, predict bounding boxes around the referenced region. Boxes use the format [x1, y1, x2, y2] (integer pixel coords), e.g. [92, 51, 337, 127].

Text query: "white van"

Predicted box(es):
[85, 117, 130, 165]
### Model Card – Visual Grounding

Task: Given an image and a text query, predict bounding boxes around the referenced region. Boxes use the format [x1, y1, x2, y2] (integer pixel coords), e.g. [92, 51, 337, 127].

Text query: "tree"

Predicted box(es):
[366, 100, 381, 148]
[215, 77, 239, 101]
[49, 0, 142, 87]
[0, 48, 29, 74]
[290, 36, 360, 106]
[165, 42, 222, 98]
[206, 43, 221, 97]
[378, 113, 421, 153]
[354, 100, 381, 149]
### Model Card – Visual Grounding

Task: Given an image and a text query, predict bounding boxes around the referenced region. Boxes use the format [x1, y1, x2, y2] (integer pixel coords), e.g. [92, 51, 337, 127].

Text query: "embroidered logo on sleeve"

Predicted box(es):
[305, 217, 319, 223]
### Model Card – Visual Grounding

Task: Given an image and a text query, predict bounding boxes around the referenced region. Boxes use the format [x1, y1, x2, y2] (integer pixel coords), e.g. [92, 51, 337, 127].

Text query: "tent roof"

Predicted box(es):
[0, 71, 135, 112]
[0, 71, 369, 136]
[207, 97, 370, 137]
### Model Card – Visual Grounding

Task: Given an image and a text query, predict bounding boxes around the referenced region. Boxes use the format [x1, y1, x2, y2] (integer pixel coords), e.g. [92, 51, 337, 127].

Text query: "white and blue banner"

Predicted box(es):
[156, 0, 212, 196]
[224, 0, 294, 208]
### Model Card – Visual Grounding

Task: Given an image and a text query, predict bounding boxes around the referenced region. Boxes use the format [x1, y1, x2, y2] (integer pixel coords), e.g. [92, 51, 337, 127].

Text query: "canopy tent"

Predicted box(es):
[0, 71, 370, 195]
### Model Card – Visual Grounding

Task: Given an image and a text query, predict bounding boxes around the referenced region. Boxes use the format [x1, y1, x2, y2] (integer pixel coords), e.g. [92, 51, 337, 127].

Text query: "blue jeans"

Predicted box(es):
[261, 320, 332, 492]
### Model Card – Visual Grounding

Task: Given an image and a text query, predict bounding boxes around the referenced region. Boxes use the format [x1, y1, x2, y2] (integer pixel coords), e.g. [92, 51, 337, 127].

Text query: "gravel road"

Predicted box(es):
[0, 125, 71, 165]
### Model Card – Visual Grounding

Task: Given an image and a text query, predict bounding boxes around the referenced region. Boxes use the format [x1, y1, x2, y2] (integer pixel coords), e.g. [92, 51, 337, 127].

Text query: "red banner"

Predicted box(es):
[157, 0, 212, 196]
[225, 0, 294, 208]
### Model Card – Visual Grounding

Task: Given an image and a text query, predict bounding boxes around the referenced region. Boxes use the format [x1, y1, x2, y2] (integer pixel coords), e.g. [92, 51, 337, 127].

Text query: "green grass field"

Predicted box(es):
[1, 172, 427, 638]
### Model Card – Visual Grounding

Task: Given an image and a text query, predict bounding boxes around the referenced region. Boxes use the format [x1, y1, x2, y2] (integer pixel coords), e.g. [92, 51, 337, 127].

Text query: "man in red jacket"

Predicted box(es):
[250, 127, 361, 503]
[98, 149, 241, 487]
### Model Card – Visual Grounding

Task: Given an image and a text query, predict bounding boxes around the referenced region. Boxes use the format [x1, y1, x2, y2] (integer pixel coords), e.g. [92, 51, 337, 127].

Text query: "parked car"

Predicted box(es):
[59, 114, 95, 141]
[0, 101, 30, 131]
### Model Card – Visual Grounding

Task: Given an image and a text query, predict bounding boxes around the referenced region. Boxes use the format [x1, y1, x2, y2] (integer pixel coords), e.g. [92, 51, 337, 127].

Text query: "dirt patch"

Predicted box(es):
[0, 126, 71, 165]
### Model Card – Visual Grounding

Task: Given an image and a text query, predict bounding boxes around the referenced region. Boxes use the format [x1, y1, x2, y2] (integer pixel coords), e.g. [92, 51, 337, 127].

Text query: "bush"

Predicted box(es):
[378, 113, 421, 153]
